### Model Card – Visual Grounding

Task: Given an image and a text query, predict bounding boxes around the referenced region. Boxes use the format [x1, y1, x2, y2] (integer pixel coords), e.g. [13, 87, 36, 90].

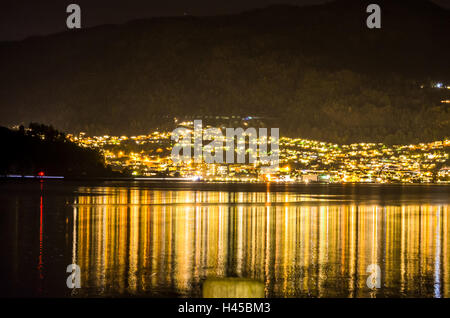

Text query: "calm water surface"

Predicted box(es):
[0, 181, 449, 298]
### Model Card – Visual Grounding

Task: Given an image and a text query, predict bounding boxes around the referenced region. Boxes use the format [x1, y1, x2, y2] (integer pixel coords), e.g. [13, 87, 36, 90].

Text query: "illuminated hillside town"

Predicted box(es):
[66, 119, 450, 184]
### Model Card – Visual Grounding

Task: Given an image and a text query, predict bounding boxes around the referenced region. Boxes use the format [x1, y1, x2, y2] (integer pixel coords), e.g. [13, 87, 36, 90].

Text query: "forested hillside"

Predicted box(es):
[0, 0, 449, 144]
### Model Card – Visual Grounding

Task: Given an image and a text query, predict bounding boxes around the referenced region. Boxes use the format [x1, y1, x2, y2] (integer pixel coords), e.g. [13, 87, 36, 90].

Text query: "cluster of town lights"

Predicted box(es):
[68, 122, 449, 184]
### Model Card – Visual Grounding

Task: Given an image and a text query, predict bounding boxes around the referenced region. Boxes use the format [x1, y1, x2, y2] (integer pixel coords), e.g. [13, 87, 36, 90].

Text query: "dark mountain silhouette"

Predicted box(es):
[0, 124, 116, 177]
[0, 0, 449, 144]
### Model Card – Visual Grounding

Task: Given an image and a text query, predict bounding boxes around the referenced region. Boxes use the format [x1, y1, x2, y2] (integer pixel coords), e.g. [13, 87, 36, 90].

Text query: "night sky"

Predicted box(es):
[2, 0, 449, 42]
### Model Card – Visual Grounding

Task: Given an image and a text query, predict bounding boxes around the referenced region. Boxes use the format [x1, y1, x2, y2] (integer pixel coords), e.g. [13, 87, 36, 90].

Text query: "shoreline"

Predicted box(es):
[1, 175, 449, 186]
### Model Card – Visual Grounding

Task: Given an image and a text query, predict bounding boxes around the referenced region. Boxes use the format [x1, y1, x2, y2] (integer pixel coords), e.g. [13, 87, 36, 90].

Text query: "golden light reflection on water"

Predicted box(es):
[71, 187, 449, 297]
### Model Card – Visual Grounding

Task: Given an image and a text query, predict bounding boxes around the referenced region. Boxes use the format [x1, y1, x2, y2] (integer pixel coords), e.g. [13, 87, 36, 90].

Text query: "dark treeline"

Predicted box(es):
[0, 124, 116, 177]
[0, 0, 449, 144]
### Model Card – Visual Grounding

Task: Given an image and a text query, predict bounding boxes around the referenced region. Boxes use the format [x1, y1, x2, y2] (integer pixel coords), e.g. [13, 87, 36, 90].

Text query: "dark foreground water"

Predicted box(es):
[0, 180, 449, 298]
